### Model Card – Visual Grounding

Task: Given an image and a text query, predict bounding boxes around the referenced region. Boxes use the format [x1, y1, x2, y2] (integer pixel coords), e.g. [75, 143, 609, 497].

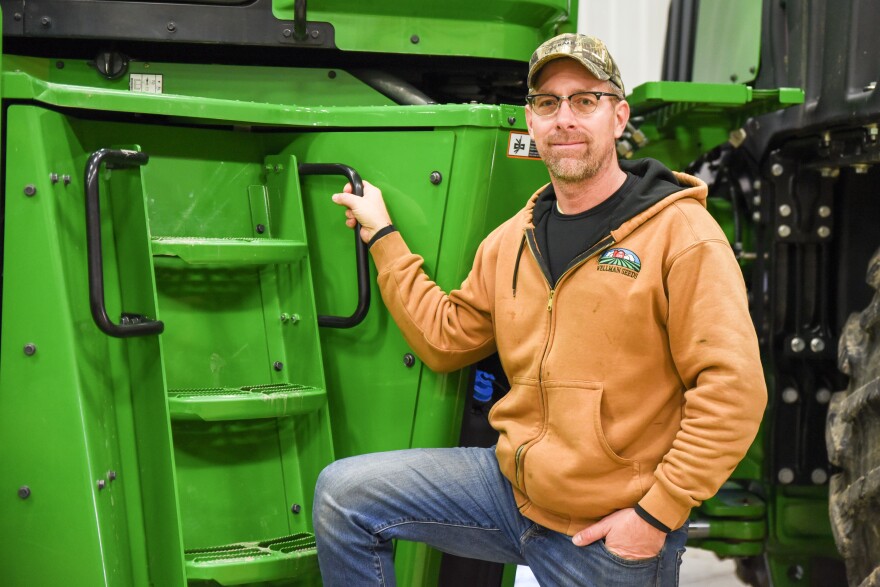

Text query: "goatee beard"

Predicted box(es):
[541, 135, 612, 184]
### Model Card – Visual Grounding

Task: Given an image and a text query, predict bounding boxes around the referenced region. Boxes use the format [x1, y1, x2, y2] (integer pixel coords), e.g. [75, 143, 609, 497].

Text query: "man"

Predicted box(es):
[314, 33, 767, 586]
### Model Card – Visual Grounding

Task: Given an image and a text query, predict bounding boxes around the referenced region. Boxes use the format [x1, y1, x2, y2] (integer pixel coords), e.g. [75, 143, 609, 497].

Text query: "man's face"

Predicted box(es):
[525, 59, 629, 184]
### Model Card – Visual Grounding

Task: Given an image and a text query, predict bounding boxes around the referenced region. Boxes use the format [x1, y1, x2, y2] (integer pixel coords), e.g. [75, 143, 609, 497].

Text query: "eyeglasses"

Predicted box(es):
[525, 91, 621, 117]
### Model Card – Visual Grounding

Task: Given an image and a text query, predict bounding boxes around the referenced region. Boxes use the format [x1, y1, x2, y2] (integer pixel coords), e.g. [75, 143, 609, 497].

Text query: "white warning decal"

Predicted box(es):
[507, 131, 540, 160]
[129, 74, 164, 94]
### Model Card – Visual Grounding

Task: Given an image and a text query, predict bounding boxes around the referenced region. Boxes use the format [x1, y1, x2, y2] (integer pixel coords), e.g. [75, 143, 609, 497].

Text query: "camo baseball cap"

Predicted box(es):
[528, 33, 625, 96]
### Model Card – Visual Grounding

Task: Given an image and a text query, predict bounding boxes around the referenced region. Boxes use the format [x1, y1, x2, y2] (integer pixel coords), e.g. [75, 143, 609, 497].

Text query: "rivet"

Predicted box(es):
[507, 116, 516, 125]
[817, 226, 831, 238]
[63, 175, 71, 185]
[810, 338, 825, 353]
[107, 470, 117, 482]
[790, 337, 806, 353]
[429, 171, 442, 185]
[273, 361, 284, 371]
[811, 469, 828, 485]
[752, 211, 762, 223]
[256, 224, 266, 234]
[781, 387, 799, 404]
[777, 225, 791, 238]
[40, 16, 51, 27]
[311, 30, 320, 39]
[23, 343, 37, 356]
[328, 70, 337, 79]
[771, 163, 784, 176]
[753, 179, 762, 191]
[816, 388, 831, 404]
[752, 195, 762, 206]
[18, 486, 31, 499]
[13, 12, 22, 21]
[50, 173, 59, 184]
[282, 28, 292, 38]
[166, 22, 176, 32]
[403, 353, 416, 368]
[290, 314, 300, 324]
[291, 503, 302, 514]
[410, 35, 420, 44]
[778, 204, 792, 217]
[280, 313, 289, 323]
[778, 468, 795, 484]
[97, 479, 106, 490]
[818, 206, 831, 218]
[24, 184, 37, 197]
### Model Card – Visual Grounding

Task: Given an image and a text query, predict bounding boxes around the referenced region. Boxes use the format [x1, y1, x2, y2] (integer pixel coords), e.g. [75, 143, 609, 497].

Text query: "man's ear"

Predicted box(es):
[613, 99, 630, 139]
[525, 105, 534, 139]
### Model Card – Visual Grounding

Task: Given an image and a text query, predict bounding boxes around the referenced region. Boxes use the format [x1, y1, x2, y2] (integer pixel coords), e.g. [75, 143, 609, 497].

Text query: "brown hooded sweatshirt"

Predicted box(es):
[368, 158, 767, 535]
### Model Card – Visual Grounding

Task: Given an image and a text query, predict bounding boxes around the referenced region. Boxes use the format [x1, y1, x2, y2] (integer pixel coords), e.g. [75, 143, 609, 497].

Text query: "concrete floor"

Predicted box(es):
[514, 547, 748, 586]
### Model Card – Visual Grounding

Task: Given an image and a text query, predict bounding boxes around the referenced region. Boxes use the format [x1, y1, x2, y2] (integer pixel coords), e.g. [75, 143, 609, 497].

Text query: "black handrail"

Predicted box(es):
[298, 163, 371, 329]
[85, 148, 164, 338]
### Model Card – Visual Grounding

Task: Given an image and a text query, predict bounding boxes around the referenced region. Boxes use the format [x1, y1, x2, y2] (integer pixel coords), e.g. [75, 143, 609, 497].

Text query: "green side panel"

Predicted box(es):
[692, 0, 763, 84]
[272, 0, 572, 60]
[6, 56, 395, 108]
[0, 106, 186, 585]
[627, 81, 804, 171]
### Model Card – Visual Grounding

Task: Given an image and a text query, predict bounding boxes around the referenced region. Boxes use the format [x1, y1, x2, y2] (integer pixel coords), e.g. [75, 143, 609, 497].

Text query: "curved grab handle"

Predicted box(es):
[298, 163, 371, 329]
[85, 148, 165, 338]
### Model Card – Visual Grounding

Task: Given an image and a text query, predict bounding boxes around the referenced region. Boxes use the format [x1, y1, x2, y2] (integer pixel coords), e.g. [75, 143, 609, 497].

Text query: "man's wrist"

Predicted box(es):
[634, 504, 672, 533]
[368, 224, 397, 249]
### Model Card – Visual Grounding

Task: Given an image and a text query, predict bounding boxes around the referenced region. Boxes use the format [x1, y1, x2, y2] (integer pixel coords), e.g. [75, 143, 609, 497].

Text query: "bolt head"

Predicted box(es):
[18, 486, 31, 499]
[290, 314, 300, 324]
[410, 35, 420, 44]
[166, 22, 176, 32]
[811, 468, 828, 484]
[790, 337, 806, 353]
[97, 479, 106, 490]
[816, 388, 832, 404]
[817, 226, 831, 238]
[752, 195, 762, 206]
[280, 313, 289, 323]
[291, 503, 302, 514]
[23, 343, 37, 356]
[810, 337, 825, 353]
[40, 16, 50, 27]
[282, 28, 292, 38]
[429, 171, 442, 185]
[771, 163, 784, 176]
[508, 116, 516, 125]
[107, 470, 117, 482]
[751, 211, 762, 223]
[403, 353, 416, 368]
[24, 184, 36, 197]
[778, 468, 795, 484]
[818, 205, 831, 218]
[777, 224, 792, 238]
[256, 224, 266, 234]
[778, 204, 792, 217]
[273, 361, 284, 371]
[311, 29, 320, 39]
[781, 387, 799, 404]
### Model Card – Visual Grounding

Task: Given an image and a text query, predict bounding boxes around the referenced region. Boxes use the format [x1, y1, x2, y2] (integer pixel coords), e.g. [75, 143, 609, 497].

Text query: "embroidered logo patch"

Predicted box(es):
[597, 248, 641, 279]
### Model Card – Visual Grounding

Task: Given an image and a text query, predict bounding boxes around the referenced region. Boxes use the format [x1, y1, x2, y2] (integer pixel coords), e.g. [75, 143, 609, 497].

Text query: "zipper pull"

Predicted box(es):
[547, 289, 555, 312]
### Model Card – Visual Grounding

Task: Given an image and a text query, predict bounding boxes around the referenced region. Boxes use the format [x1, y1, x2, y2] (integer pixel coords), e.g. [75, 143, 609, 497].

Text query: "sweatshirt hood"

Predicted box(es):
[522, 158, 707, 239]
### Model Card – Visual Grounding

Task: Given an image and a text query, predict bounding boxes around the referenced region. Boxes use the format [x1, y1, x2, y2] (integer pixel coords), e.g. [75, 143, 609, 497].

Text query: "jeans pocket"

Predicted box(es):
[597, 540, 661, 567]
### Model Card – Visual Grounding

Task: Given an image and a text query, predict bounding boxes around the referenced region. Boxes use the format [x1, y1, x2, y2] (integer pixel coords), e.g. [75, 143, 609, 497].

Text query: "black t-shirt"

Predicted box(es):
[536, 173, 637, 283]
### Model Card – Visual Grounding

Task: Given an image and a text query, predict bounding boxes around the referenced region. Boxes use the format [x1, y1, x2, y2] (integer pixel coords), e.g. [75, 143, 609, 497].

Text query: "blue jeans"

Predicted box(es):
[313, 447, 687, 586]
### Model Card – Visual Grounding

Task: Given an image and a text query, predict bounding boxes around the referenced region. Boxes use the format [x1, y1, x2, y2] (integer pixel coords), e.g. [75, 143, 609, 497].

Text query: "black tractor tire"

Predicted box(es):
[827, 247, 880, 587]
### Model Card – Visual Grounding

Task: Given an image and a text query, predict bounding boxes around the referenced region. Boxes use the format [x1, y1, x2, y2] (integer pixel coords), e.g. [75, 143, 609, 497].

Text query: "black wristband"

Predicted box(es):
[634, 504, 672, 533]
[367, 224, 397, 249]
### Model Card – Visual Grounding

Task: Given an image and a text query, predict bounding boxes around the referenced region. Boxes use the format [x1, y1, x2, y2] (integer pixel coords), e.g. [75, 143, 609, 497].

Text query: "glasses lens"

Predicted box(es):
[569, 93, 600, 115]
[532, 95, 560, 116]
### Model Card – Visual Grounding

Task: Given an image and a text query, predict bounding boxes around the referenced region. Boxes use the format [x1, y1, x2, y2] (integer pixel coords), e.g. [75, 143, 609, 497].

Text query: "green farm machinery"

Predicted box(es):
[0, 1, 877, 586]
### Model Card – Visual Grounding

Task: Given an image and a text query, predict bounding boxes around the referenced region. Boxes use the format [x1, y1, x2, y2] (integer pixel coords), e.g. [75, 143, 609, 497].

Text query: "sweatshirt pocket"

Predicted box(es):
[520, 380, 641, 520]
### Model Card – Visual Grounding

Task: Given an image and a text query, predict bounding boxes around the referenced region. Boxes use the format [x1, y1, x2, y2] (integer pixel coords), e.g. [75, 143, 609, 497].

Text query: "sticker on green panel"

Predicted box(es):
[507, 131, 540, 160]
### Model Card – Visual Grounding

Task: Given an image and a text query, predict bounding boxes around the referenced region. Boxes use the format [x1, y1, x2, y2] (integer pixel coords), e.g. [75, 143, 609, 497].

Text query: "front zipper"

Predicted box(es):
[511, 229, 616, 493]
